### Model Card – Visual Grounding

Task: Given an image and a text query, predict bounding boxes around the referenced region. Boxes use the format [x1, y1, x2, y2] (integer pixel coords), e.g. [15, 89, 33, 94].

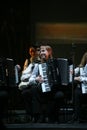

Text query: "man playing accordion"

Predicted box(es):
[28, 44, 64, 123]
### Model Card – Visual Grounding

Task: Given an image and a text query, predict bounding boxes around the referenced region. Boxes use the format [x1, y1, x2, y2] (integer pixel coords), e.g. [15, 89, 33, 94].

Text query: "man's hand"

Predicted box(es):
[74, 76, 81, 82]
[35, 75, 44, 83]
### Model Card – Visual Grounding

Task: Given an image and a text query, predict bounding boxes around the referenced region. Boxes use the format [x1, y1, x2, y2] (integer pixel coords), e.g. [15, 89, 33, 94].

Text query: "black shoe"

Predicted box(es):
[26, 115, 32, 123]
[31, 117, 36, 123]
[44, 117, 49, 123]
[31, 115, 44, 123]
[36, 115, 44, 123]
[67, 114, 80, 124]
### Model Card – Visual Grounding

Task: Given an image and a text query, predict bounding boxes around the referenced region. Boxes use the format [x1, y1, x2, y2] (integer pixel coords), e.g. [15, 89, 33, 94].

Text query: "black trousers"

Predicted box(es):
[21, 87, 33, 116]
[74, 85, 82, 120]
[21, 85, 64, 122]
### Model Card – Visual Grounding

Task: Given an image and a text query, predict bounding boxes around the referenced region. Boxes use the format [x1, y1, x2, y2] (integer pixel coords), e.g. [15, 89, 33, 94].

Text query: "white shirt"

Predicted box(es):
[21, 63, 35, 81]
[29, 63, 39, 85]
[80, 64, 87, 83]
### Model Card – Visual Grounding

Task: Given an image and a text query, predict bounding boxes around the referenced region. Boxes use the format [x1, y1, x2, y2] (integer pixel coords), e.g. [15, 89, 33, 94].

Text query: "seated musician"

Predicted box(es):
[18, 45, 40, 90]
[23, 45, 41, 71]
[71, 52, 87, 123]
[29, 44, 64, 123]
[23, 46, 36, 71]
[18, 45, 41, 122]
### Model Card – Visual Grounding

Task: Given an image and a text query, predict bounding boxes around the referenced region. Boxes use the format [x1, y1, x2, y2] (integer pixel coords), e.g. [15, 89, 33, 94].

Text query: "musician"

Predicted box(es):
[18, 45, 41, 122]
[71, 52, 87, 123]
[29, 45, 64, 123]
[19, 45, 41, 89]
[23, 45, 40, 71]
[23, 46, 36, 71]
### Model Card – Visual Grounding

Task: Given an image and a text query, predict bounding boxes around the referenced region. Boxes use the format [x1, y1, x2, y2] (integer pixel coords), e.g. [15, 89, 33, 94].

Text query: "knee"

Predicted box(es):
[54, 91, 64, 99]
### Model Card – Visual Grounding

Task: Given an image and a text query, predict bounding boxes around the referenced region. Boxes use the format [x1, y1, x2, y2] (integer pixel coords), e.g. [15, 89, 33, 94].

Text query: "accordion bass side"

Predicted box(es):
[57, 58, 73, 86]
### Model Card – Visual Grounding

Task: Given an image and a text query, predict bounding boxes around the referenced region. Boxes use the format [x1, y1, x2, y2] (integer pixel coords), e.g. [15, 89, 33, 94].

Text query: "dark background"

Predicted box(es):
[0, 1, 87, 68]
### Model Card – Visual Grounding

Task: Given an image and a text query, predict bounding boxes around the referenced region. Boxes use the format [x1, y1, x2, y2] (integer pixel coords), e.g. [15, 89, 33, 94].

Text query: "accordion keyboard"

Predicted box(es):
[39, 63, 51, 92]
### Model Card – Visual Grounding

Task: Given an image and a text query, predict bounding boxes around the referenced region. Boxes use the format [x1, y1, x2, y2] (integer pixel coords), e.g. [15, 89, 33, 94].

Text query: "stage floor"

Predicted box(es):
[5, 122, 87, 129]
[3, 109, 87, 129]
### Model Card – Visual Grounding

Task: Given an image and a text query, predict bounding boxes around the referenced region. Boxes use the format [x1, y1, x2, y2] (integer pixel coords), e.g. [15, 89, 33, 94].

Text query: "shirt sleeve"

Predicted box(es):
[74, 67, 79, 75]
[80, 64, 87, 83]
[21, 63, 34, 81]
[29, 64, 39, 85]
[80, 77, 87, 83]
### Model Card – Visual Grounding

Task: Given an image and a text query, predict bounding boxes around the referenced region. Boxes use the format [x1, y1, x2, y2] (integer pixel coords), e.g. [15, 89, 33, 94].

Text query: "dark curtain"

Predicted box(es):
[0, 3, 32, 68]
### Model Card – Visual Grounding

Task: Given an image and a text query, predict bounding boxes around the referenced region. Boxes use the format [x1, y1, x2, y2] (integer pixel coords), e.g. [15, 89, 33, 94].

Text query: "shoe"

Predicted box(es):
[32, 115, 44, 123]
[36, 115, 44, 123]
[31, 117, 35, 123]
[26, 115, 32, 123]
[67, 114, 80, 124]
[44, 117, 49, 123]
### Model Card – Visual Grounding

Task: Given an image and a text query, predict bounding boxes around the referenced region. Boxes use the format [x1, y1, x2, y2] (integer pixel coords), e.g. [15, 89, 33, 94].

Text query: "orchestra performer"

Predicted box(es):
[28, 44, 64, 123]
[23, 46, 36, 71]
[70, 52, 87, 123]
[18, 45, 41, 122]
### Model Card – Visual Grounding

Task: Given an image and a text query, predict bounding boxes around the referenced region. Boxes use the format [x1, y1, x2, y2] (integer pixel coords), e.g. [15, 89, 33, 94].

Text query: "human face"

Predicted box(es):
[29, 47, 36, 57]
[36, 47, 40, 56]
[40, 46, 49, 61]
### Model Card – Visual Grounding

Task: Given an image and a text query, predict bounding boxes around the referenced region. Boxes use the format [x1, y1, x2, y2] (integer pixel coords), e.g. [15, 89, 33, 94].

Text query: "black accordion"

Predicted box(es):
[57, 58, 73, 86]
[39, 58, 60, 92]
[39, 58, 73, 92]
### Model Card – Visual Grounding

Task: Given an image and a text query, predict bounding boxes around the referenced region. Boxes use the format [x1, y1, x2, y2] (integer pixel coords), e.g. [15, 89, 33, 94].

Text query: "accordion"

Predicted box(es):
[57, 58, 73, 86]
[39, 58, 60, 92]
[38, 58, 73, 92]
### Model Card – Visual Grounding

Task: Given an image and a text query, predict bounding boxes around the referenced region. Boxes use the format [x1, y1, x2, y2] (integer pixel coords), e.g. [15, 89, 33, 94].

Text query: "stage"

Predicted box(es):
[3, 109, 87, 129]
[3, 108, 87, 129]
[5, 122, 87, 129]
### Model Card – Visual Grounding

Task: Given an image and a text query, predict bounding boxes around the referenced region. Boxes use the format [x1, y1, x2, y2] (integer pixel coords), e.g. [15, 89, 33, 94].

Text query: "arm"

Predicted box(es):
[74, 64, 87, 83]
[29, 64, 39, 85]
[70, 67, 79, 76]
[23, 59, 29, 70]
[74, 67, 80, 75]
[21, 63, 34, 81]
[29, 64, 44, 85]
